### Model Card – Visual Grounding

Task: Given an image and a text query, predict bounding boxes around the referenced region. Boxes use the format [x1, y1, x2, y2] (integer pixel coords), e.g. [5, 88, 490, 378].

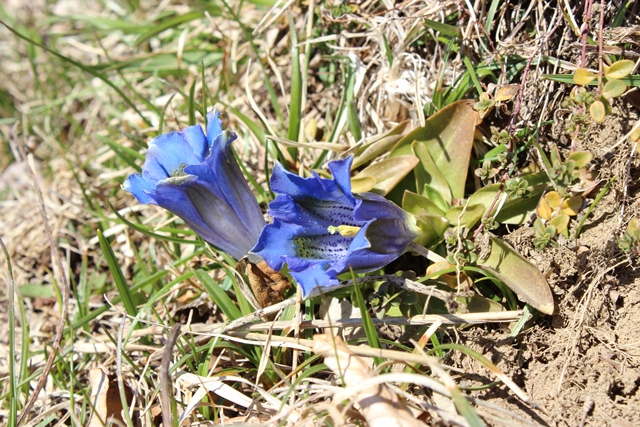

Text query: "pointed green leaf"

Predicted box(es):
[414, 214, 449, 247]
[391, 100, 478, 199]
[478, 237, 554, 315]
[353, 156, 419, 196]
[445, 203, 486, 230]
[422, 184, 452, 213]
[549, 213, 570, 234]
[195, 269, 242, 320]
[97, 230, 139, 321]
[412, 141, 452, 206]
[457, 294, 505, 313]
[467, 172, 549, 224]
[351, 121, 410, 169]
[402, 190, 446, 216]
[350, 176, 377, 193]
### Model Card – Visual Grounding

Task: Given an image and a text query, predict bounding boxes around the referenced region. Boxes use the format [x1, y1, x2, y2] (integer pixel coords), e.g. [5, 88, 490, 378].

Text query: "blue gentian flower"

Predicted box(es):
[251, 156, 419, 295]
[123, 111, 265, 260]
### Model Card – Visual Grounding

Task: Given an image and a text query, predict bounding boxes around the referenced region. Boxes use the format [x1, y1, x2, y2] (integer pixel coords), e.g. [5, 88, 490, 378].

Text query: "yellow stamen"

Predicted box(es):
[327, 225, 361, 237]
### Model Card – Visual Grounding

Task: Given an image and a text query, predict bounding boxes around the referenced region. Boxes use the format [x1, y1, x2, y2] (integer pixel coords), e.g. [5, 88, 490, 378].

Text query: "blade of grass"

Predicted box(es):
[135, 11, 210, 46]
[463, 56, 483, 96]
[107, 200, 200, 244]
[188, 79, 197, 126]
[542, 73, 640, 86]
[1, 238, 18, 416]
[201, 62, 209, 123]
[485, 0, 500, 33]
[99, 136, 145, 173]
[288, 18, 302, 153]
[194, 269, 242, 320]
[350, 269, 382, 365]
[423, 18, 462, 38]
[451, 387, 487, 427]
[219, 0, 283, 125]
[347, 100, 362, 142]
[97, 230, 139, 322]
[1, 22, 152, 127]
[575, 176, 615, 238]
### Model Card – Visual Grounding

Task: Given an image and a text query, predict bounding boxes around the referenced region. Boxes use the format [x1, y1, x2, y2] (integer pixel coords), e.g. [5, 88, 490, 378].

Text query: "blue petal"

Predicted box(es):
[270, 163, 324, 198]
[185, 130, 265, 241]
[354, 192, 415, 222]
[142, 125, 207, 183]
[329, 222, 400, 275]
[270, 162, 352, 205]
[284, 257, 339, 295]
[151, 181, 256, 260]
[122, 173, 157, 205]
[252, 220, 302, 271]
[206, 110, 223, 146]
[327, 157, 355, 203]
[268, 194, 360, 228]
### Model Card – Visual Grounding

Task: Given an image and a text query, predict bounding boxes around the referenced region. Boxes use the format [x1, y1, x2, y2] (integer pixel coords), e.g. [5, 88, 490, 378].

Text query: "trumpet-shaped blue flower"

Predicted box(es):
[251, 156, 419, 295]
[123, 111, 265, 260]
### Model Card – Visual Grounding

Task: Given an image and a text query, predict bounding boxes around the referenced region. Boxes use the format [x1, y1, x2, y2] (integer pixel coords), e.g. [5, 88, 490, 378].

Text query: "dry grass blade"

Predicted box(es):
[13, 147, 70, 426]
[123, 310, 524, 339]
[161, 324, 181, 427]
[312, 334, 428, 427]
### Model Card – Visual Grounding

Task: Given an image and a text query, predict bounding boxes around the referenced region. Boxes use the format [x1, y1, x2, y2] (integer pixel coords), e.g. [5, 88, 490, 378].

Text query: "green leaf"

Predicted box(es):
[352, 155, 419, 196]
[467, 172, 549, 224]
[351, 120, 410, 169]
[135, 11, 207, 46]
[17, 283, 53, 299]
[457, 294, 504, 313]
[350, 176, 377, 193]
[589, 100, 606, 123]
[422, 183, 452, 213]
[350, 275, 382, 366]
[543, 73, 640, 86]
[391, 100, 478, 199]
[97, 230, 139, 321]
[573, 68, 596, 85]
[412, 141, 452, 207]
[288, 22, 302, 145]
[451, 387, 487, 427]
[195, 269, 242, 320]
[414, 214, 449, 247]
[605, 59, 635, 80]
[549, 213, 570, 234]
[445, 203, 486, 230]
[567, 151, 592, 168]
[478, 237, 554, 315]
[402, 191, 446, 216]
[423, 18, 462, 38]
[602, 79, 627, 98]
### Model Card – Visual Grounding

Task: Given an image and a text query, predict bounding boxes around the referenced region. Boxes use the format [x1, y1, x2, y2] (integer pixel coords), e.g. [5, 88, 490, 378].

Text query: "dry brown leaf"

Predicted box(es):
[242, 259, 291, 310]
[495, 84, 520, 101]
[88, 367, 137, 427]
[312, 334, 427, 427]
